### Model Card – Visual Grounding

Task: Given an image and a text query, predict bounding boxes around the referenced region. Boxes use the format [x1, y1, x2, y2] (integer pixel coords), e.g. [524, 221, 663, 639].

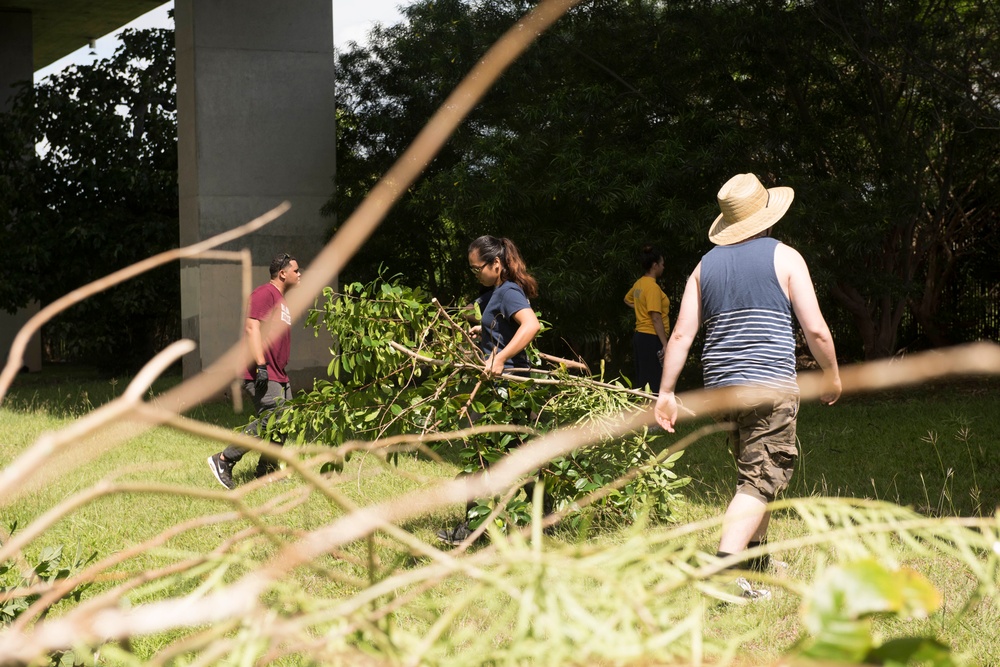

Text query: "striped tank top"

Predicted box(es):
[700, 237, 798, 392]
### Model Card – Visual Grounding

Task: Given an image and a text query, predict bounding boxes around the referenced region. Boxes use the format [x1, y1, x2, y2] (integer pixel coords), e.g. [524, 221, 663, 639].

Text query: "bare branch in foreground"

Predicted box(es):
[0, 339, 196, 505]
[2, 342, 998, 663]
[0, 204, 288, 404]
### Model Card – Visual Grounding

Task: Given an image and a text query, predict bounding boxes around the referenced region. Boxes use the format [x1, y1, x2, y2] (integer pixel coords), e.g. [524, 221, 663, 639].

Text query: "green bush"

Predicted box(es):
[274, 274, 689, 529]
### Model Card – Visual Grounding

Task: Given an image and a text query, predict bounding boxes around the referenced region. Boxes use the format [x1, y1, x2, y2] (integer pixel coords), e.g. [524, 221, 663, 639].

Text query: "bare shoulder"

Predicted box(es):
[774, 242, 809, 278]
[774, 242, 805, 264]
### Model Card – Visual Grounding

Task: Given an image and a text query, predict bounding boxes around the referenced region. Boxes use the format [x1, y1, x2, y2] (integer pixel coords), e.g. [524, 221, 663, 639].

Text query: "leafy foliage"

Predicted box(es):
[3, 362, 999, 664]
[333, 0, 1000, 363]
[0, 533, 94, 625]
[0, 527, 96, 667]
[278, 274, 690, 528]
[0, 27, 178, 372]
[331, 0, 712, 372]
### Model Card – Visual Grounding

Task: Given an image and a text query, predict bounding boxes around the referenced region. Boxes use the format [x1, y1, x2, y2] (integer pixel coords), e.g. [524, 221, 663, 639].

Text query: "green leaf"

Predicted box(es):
[799, 560, 943, 662]
[867, 637, 956, 667]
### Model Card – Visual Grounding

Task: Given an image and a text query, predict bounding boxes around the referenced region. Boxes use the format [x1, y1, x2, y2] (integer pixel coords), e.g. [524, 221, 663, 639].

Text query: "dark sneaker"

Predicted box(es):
[745, 553, 789, 575]
[254, 459, 280, 478]
[436, 522, 473, 546]
[207, 453, 235, 490]
[254, 461, 289, 483]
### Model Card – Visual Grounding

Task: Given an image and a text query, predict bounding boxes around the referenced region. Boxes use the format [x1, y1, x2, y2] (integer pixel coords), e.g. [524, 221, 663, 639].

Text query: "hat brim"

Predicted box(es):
[708, 186, 794, 245]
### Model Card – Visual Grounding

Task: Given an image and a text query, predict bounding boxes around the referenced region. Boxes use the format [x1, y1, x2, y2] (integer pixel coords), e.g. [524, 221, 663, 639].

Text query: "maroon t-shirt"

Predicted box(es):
[242, 283, 291, 383]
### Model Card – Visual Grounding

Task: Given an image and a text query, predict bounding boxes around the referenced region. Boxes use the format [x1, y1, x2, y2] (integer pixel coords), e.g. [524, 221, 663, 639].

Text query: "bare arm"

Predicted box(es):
[244, 317, 266, 368]
[649, 311, 669, 349]
[778, 245, 841, 405]
[654, 264, 702, 432]
[487, 307, 541, 376]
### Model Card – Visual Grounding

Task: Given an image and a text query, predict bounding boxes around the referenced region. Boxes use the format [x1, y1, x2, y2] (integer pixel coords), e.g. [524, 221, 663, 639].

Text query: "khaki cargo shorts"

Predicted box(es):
[719, 388, 800, 503]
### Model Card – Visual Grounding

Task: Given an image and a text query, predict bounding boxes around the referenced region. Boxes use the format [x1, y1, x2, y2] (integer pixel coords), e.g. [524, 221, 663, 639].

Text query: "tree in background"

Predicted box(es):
[0, 27, 179, 373]
[332, 0, 717, 377]
[332, 0, 1000, 367]
[732, 0, 1000, 358]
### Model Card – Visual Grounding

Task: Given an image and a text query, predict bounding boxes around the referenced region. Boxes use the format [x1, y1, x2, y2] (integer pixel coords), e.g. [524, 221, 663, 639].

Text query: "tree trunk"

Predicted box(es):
[831, 281, 902, 359]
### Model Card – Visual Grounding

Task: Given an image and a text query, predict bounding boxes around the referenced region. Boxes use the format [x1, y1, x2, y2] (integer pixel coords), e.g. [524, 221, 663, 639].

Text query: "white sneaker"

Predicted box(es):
[734, 577, 771, 601]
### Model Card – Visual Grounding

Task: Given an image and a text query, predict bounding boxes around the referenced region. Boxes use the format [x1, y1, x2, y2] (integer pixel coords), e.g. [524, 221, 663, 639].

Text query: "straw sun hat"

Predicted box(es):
[708, 173, 794, 246]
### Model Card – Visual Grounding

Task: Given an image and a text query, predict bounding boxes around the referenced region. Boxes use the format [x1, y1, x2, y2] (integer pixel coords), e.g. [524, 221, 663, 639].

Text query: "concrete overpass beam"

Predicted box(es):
[175, 0, 336, 388]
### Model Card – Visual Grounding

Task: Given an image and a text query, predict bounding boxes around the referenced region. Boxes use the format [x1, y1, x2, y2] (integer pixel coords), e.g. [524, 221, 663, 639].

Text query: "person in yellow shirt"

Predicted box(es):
[624, 245, 670, 393]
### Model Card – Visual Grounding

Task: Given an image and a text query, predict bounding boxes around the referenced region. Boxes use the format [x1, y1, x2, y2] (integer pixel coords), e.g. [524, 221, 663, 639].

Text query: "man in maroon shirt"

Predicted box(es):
[208, 252, 301, 489]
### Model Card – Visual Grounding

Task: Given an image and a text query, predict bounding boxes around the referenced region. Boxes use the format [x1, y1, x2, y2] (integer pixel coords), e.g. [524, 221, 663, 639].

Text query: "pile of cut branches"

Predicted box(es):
[276, 273, 690, 530]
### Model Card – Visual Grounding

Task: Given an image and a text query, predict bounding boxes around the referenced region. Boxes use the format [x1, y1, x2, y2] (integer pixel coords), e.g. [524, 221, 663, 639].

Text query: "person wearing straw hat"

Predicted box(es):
[654, 173, 841, 597]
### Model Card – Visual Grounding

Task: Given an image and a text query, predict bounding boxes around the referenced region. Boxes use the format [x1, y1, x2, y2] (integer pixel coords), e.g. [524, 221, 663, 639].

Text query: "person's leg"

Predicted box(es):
[439, 390, 484, 544]
[253, 380, 291, 477]
[718, 391, 798, 563]
[718, 491, 768, 554]
[211, 380, 288, 487]
[632, 332, 661, 393]
[220, 380, 264, 463]
[208, 380, 258, 489]
[632, 332, 644, 389]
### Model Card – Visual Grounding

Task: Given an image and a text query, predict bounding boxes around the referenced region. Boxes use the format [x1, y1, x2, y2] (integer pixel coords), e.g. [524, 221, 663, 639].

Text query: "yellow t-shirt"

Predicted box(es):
[625, 275, 670, 336]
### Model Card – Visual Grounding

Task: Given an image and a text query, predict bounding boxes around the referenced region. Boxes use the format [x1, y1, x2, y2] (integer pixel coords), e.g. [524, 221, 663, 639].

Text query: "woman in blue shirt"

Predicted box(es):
[437, 235, 541, 546]
[467, 235, 541, 376]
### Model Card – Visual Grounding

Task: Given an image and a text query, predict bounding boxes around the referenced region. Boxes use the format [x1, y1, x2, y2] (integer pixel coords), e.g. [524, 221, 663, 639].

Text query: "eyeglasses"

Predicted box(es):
[470, 260, 491, 275]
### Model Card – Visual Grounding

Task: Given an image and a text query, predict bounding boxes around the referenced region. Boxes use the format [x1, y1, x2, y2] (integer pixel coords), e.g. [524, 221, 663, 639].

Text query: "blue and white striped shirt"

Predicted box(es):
[700, 237, 798, 393]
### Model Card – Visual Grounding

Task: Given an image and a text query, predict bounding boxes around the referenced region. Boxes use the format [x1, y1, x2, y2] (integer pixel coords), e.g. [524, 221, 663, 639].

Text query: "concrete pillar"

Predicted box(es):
[0, 10, 43, 373]
[1, 11, 33, 110]
[175, 0, 336, 389]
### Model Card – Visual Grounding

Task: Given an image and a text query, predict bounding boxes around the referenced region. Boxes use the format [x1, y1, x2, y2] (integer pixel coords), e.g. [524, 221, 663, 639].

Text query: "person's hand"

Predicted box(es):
[654, 391, 678, 433]
[469, 325, 482, 340]
[484, 353, 504, 378]
[255, 364, 269, 394]
[821, 371, 842, 405]
[656, 347, 665, 366]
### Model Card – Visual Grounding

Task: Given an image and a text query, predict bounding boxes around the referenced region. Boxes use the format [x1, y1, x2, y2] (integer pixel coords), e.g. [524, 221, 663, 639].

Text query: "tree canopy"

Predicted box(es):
[0, 27, 179, 372]
[331, 0, 1000, 368]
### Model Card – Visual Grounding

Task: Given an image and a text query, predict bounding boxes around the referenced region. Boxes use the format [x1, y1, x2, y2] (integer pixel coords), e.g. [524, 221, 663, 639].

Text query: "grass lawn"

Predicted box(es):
[673, 377, 1000, 517]
[668, 376, 1000, 664]
[1, 366, 998, 664]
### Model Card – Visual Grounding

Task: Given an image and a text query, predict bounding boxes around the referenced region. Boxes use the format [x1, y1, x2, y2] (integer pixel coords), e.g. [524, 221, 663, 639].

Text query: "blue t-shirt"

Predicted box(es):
[475, 281, 533, 371]
[700, 237, 798, 392]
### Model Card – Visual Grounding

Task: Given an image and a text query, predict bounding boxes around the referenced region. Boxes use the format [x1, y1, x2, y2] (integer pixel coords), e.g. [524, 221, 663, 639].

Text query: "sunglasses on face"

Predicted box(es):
[278, 254, 301, 273]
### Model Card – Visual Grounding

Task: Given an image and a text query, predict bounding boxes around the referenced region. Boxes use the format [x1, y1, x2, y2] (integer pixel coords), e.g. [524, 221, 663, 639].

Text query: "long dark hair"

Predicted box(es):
[468, 235, 538, 299]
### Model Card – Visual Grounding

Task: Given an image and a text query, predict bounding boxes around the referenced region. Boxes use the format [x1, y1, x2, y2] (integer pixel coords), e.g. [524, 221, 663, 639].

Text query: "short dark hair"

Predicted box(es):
[269, 253, 295, 278]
